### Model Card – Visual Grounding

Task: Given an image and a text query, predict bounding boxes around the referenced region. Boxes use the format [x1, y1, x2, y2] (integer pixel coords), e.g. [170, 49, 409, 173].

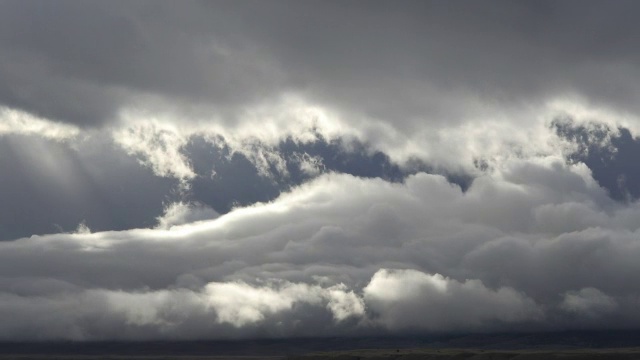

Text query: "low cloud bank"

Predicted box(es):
[1, 157, 640, 339]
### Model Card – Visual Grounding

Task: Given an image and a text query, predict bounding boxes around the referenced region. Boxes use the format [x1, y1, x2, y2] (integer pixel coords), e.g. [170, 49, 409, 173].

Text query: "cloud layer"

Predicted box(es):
[2, 157, 640, 339]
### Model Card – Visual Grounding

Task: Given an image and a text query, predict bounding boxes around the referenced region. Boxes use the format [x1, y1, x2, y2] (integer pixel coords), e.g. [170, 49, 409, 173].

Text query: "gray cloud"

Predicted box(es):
[0, 0, 283, 126]
[5, 0, 640, 181]
[3, 1, 640, 128]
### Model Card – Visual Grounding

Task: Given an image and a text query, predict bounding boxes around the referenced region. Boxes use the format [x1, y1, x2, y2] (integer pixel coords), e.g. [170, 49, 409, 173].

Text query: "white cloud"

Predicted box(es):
[363, 269, 541, 332]
[112, 120, 195, 185]
[291, 153, 325, 176]
[204, 281, 320, 327]
[106, 92, 640, 187]
[155, 202, 219, 230]
[326, 284, 365, 322]
[0, 106, 80, 140]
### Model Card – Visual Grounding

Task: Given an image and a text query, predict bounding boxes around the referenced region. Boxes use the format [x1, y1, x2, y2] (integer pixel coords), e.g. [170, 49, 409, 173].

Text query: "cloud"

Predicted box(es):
[363, 269, 541, 332]
[155, 202, 219, 230]
[204, 281, 364, 327]
[4, 1, 640, 176]
[5, 1, 640, 341]
[0, 120, 439, 241]
[0, 278, 364, 340]
[113, 121, 196, 185]
[561, 288, 618, 317]
[0, 106, 79, 140]
[1, 156, 640, 338]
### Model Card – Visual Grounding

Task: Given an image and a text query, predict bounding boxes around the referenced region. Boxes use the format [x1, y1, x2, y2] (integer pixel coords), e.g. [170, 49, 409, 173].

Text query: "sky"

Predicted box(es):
[3, 0, 640, 340]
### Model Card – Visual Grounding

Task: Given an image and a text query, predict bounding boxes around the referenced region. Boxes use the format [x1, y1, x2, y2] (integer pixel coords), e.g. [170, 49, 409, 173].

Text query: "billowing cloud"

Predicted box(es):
[363, 269, 541, 332]
[1, 157, 640, 339]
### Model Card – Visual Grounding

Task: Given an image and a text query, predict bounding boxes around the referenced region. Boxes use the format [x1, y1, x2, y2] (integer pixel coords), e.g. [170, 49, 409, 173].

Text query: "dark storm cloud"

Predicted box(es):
[211, 0, 640, 122]
[0, 0, 282, 125]
[2, 0, 640, 126]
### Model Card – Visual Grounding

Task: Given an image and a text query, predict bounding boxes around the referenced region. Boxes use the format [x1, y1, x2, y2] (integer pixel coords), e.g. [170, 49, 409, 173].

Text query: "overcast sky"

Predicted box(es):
[4, 0, 640, 340]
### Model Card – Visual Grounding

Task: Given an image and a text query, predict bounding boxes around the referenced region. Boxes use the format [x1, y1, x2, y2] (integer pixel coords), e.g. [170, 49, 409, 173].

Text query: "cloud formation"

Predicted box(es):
[3, 0, 640, 341]
[2, 157, 640, 339]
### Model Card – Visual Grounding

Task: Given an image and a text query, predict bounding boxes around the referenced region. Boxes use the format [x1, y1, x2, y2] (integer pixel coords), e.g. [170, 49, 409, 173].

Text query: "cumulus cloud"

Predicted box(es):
[364, 269, 541, 332]
[0, 157, 640, 338]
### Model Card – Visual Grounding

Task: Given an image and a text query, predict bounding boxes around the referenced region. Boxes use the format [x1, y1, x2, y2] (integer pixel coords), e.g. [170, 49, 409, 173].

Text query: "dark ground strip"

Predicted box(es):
[2, 332, 640, 359]
[289, 348, 640, 360]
